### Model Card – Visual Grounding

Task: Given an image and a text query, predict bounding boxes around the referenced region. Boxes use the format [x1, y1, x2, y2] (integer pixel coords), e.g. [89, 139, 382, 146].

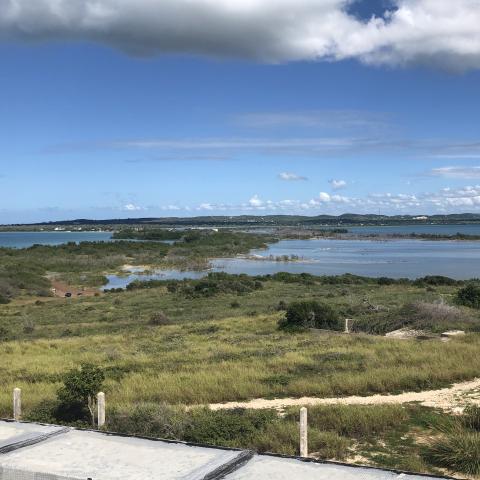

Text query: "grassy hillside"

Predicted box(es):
[1, 278, 479, 410]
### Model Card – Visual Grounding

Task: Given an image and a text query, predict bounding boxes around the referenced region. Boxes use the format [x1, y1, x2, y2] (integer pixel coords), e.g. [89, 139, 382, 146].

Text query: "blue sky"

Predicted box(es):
[2, 0, 480, 223]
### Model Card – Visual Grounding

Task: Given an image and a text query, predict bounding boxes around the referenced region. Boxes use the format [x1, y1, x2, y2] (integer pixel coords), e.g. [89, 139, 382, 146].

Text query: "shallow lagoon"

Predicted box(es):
[104, 237, 480, 288]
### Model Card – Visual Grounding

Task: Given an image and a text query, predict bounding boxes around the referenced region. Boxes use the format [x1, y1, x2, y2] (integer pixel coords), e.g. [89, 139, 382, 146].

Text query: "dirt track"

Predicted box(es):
[50, 280, 98, 298]
[207, 378, 480, 412]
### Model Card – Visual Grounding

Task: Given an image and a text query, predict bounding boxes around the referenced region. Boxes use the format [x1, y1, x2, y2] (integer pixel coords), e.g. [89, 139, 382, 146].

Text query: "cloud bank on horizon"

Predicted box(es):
[115, 184, 480, 216]
[1, 0, 480, 70]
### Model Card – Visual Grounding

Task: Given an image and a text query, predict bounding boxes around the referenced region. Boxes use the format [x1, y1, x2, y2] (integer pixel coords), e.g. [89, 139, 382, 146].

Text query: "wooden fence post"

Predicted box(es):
[97, 392, 106, 428]
[13, 388, 21, 421]
[300, 407, 308, 457]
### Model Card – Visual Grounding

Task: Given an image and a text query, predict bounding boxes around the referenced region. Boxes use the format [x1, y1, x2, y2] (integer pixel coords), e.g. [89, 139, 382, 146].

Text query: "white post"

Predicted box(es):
[97, 392, 105, 428]
[344, 318, 351, 334]
[300, 407, 308, 458]
[13, 388, 21, 421]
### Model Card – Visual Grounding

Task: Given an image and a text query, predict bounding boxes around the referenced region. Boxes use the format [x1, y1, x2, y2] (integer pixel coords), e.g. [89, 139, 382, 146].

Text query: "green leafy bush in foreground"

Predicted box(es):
[57, 363, 105, 426]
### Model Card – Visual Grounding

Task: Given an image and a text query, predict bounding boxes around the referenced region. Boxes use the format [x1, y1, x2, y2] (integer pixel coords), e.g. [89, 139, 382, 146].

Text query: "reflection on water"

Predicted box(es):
[104, 269, 206, 289]
[105, 238, 480, 288]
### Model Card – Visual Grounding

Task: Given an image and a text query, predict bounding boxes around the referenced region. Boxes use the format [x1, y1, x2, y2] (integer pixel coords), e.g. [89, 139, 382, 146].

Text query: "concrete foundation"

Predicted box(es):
[0, 421, 453, 480]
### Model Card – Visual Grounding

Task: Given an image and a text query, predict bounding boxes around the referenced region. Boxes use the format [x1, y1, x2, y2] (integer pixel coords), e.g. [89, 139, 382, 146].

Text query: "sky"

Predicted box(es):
[2, 0, 480, 223]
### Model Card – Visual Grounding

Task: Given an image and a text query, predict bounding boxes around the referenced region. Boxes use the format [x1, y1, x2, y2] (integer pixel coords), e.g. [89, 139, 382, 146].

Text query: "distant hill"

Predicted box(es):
[13, 213, 480, 228]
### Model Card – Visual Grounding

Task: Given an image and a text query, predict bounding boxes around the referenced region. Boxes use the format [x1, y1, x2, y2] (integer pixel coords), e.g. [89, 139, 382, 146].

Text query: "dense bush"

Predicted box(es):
[456, 284, 480, 309]
[0, 294, 10, 304]
[131, 273, 263, 298]
[414, 276, 460, 287]
[184, 408, 277, 446]
[57, 363, 105, 425]
[426, 431, 480, 476]
[279, 301, 341, 331]
[107, 403, 189, 439]
[425, 406, 480, 477]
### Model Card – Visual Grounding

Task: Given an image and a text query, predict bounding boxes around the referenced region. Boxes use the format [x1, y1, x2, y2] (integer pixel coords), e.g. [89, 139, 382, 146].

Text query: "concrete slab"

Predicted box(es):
[0, 421, 450, 480]
[223, 455, 444, 480]
[0, 429, 242, 480]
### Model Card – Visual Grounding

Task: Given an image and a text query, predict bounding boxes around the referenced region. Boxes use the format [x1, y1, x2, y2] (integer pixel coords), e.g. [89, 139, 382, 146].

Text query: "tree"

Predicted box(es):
[456, 284, 480, 309]
[57, 363, 105, 426]
[279, 300, 341, 331]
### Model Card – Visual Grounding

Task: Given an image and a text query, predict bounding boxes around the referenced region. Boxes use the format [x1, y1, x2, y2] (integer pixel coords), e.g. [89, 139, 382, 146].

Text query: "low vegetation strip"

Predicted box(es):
[206, 377, 480, 411]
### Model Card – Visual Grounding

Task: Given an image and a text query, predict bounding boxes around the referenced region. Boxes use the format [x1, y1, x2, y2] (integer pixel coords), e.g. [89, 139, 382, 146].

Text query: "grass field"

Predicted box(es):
[1, 279, 479, 411]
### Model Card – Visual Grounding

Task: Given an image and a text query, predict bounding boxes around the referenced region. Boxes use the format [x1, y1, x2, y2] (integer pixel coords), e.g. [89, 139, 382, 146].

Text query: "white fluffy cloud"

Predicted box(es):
[181, 184, 480, 214]
[248, 194, 264, 207]
[2, 1, 480, 69]
[329, 179, 347, 190]
[279, 172, 308, 181]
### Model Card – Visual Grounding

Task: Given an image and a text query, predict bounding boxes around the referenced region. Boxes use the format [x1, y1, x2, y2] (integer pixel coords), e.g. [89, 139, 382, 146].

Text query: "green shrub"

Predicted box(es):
[25, 399, 60, 424]
[456, 284, 480, 309]
[107, 403, 189, 440]
[276, 300, 287, 311]
[279, 301, 341, 331]
[0, 294, 10, 304]
[424, 404, 480, 476]
[57, 363, 105, 426]
[463, 405, 480, 432]
[184, 408, 277, 446]
[23, 319, 35, 334]
[414, 276, 459, 287]
[425, 430, 480, 476]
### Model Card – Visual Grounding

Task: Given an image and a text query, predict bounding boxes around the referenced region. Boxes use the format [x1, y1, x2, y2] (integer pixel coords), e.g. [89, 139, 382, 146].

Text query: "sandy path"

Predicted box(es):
[207, 378, 480, 412]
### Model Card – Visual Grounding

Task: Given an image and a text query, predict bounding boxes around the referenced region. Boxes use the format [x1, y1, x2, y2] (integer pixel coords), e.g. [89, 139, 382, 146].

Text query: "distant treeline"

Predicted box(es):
[10, 212, 480, 229]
